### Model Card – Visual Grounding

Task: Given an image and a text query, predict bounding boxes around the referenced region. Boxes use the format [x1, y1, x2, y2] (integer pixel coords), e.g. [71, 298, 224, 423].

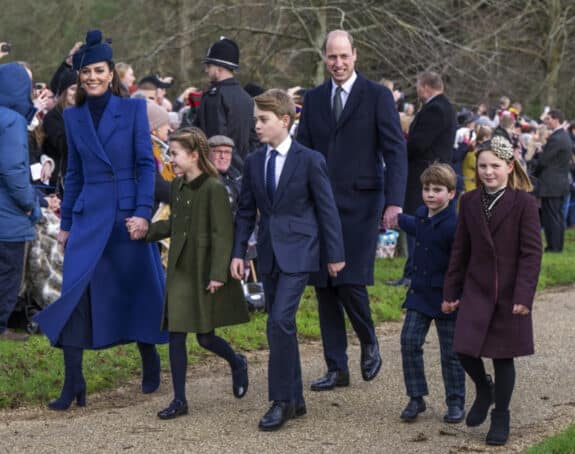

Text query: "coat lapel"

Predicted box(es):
[76, 103, 112, 166]
[97, 95, 121, 148]
[489, 188, 517, 235]
[254, 149, 271, 209]
[319, 81, 336, 130]
[336, 75, 364, 130]
[273, 144, 301, 206]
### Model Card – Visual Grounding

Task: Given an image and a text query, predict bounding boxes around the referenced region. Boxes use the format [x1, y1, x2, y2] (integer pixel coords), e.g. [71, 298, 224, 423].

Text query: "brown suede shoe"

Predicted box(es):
[0, 329, 29, 341]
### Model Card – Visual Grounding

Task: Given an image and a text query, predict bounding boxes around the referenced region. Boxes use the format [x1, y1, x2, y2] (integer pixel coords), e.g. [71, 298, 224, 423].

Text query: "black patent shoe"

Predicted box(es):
[400, 398, 426, 422]
[310, 370, 350, 391]
[258, 401, 295, 431]
[157, 399, 188, 420]
[232, 354, 249, 398]
[360, 342, 382, 381]
[443, 405, 465, 424]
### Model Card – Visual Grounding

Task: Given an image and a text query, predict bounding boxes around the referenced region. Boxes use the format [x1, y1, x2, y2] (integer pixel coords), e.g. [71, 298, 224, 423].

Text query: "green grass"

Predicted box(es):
[524, 424, 575, 454]
[1, 230, 574, 410]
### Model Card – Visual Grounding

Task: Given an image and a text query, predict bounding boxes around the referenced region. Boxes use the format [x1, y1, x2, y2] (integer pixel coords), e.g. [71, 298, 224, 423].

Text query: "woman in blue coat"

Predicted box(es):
[34, 30, 168, 410]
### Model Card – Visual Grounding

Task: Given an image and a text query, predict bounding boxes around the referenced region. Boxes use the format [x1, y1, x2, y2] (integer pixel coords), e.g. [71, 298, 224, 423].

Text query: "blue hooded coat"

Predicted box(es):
[34, 93, 168, 348]
[0, 63, 40, 242]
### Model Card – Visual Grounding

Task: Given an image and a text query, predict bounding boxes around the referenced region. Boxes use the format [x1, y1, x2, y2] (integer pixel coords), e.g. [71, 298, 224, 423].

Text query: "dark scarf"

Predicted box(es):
[481, 186, 506, 221]
[86, 90, 111, 130]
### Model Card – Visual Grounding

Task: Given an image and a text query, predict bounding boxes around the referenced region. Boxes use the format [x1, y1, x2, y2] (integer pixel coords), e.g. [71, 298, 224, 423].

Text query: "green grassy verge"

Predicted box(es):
[1, 230, 574, 410]
[524, 424, 575, 454]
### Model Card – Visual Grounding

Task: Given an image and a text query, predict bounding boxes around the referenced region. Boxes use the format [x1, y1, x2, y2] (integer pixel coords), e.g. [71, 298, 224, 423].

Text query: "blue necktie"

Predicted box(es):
[266, 149, 278, 202]
[333, 86, 343, 121]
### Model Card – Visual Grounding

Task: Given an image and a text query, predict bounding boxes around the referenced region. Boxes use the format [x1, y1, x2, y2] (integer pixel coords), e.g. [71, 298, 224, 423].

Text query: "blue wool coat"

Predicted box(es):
[297, 73, 407, 286]
[398, 204, 457, 319]
[34, 95, 168, 348]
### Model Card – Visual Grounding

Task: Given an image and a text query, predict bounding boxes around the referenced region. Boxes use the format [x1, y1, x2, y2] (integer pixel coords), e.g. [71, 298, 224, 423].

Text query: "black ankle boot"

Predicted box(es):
[466, 374, 494, 427]
[486, 409, 510, 445]
[48, 347, 86, 411]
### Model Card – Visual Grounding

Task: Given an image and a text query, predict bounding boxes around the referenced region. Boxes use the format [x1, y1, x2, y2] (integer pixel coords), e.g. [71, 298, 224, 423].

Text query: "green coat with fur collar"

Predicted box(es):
[147, 173, 249, 332]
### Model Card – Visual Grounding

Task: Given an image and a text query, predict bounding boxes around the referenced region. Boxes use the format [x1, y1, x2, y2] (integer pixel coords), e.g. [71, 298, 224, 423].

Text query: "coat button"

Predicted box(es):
[410, 289, 415, 294]
[416, 242, 420, 246]
[414, 266, 418, 271]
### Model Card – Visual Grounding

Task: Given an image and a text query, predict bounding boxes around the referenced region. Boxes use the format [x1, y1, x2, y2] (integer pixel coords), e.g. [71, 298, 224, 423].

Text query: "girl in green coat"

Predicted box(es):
[141, 127, 250, 420]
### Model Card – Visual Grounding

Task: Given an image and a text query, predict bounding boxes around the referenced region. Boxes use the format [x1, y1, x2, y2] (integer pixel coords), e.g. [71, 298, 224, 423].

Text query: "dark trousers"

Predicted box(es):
[0, 242, 26, 334]
[316, 283, 377, 372]
[400, 310, 465, 407]
[541, 196, 565, 252]
[261, 264, 308, 404]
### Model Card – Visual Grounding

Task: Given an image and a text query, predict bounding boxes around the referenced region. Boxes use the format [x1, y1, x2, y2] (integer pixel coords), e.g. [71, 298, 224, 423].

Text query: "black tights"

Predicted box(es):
[169, 331, 240, 401]
[458, 354, 515, 411]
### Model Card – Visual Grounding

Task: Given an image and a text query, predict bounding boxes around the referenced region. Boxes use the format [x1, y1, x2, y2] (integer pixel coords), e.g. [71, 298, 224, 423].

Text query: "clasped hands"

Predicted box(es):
[125, 216, 149, 240]
[442, 300, 530, 316]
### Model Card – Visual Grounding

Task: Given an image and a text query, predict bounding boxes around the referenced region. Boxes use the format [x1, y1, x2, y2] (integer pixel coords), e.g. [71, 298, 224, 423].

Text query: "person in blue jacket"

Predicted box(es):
[397, 163, 465, 424]
[0, 62, 41, 342]
[34, 30, 168, 410]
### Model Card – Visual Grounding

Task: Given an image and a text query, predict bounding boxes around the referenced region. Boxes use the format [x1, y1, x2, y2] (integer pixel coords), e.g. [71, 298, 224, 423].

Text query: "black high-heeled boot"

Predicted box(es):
[138, 342, 161, 394]
[48, 347, 86, 411]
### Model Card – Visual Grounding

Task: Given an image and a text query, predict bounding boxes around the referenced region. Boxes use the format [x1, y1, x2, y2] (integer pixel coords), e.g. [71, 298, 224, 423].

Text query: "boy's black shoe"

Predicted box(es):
[157, 399, 188, 420]
[443, 405, 465, 423]
[486, 409, 510, 445]
[258, 401, 295, 431]
[466, 375, 494, 427]
[310, 370, 350, 391]
[400, 397, 426, 422]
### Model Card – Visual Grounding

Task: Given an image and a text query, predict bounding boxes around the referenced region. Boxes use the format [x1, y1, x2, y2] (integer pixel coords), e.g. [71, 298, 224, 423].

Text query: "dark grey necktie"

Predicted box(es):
[333, 86, 343, 121]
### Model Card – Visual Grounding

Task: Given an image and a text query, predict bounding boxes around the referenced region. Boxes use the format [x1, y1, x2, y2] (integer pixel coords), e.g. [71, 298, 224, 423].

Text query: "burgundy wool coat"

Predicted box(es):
[443, 188, 542, 358]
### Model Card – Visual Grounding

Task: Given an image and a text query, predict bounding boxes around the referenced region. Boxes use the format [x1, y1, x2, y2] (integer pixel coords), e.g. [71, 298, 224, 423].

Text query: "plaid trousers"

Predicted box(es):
[400, 309, 465, 407]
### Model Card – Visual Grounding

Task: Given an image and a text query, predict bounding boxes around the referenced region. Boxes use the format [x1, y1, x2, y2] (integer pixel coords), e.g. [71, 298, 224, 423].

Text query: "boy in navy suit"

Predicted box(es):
[231, 89, 345, 431]
[397, 163, 465, 423]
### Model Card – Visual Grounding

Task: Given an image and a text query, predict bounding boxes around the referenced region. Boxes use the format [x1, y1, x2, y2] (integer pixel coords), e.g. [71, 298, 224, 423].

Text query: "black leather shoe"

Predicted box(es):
[232, 354, 248, 398]
[385, 277, 411, 287]
[444, 405, 465, 424]
[294, 399, 307, 418]
[400, 398, 426, 422]
[157, 399, 188, 420]
[360, 342, 382, 381]
[466, 375, 494, 427]
[258, 401, 295, 431]
[310, 370, 350, 391]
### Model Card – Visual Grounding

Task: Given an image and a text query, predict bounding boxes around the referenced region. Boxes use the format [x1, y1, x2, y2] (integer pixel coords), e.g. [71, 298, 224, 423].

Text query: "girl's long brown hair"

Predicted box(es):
[168, 127, 219, 178]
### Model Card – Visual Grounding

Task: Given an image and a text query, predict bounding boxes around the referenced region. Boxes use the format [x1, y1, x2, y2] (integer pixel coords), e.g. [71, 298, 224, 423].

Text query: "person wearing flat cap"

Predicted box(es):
[193, 37, 259, 173]
[34, 29, 168, 411]
[208, 134, 242, 214]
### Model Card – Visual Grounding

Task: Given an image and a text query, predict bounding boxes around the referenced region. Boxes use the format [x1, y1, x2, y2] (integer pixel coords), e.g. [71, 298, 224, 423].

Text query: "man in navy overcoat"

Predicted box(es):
[297, 30, 407, 390]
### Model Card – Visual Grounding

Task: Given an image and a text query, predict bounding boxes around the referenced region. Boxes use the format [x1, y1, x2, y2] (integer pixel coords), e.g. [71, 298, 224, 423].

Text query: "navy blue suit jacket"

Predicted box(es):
[232, 141, 344, 275]
[398, 204, 457, 319]
[297, 73, 407, 286]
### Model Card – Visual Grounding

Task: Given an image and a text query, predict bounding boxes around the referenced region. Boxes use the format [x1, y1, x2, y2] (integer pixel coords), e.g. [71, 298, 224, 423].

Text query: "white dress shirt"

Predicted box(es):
[331, 71, 358, 111]
[265, 135, 292, 188]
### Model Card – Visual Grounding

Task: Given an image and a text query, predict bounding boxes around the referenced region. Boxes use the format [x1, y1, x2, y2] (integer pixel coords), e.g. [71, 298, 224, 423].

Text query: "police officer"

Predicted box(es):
[194, 37, 258, 173]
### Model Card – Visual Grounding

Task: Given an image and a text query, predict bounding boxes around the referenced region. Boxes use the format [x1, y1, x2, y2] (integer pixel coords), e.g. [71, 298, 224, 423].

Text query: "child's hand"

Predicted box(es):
[230, 258, 244, 280]
[206, 280, 223, 294]
[442, 300, 459, 313]
[512, 304, 530, 316]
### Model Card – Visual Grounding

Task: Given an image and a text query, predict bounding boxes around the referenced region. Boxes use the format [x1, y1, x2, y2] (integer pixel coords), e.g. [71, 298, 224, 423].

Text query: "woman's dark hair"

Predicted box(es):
[75, 61, 122, 105]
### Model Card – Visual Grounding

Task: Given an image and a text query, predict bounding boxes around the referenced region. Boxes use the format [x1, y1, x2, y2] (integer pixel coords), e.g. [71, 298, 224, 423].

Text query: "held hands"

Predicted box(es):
[441, 300, 460, 314]
[382, 205, 402, 230]
[125, 216, 149, 240]
[206, 280, 224, 294]
[57, 230, 70, 251]
[328, 261, 346, 278]
[230, 258, 245, 281]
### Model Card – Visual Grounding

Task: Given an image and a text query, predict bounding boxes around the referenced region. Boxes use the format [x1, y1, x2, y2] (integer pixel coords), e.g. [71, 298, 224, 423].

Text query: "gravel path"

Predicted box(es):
[2, 287, 575, 453]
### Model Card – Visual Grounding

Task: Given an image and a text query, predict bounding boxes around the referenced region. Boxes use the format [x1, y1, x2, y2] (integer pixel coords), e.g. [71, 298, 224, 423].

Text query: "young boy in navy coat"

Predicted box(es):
[231, 89, 344, 431]
[397, 163, 465, 423]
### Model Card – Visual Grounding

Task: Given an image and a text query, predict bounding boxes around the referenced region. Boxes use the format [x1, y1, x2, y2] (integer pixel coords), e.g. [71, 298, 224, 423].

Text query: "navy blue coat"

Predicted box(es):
[233, 141, 344, 274]
[398, 205, 457, 319]
[34, 95, 168, 348]
[297, 73, 407, 286]
[0, 63, 41, 242]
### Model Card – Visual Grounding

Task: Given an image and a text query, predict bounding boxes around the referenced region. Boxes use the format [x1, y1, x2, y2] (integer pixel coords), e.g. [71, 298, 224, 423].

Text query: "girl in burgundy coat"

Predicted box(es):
[442, 135, 542, 446]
